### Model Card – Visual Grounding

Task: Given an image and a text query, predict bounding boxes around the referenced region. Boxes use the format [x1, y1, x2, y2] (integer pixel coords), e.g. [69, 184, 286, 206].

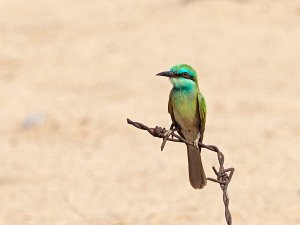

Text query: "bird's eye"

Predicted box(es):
[182, 72, 189, 76]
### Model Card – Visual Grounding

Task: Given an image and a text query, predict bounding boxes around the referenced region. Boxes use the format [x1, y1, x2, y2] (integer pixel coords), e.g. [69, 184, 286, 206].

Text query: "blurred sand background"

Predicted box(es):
[0, 0, 300, 224]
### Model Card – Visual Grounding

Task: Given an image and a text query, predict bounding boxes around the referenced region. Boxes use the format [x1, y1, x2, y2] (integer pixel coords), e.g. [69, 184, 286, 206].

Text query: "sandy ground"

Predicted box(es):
[0, 0, 300, 224]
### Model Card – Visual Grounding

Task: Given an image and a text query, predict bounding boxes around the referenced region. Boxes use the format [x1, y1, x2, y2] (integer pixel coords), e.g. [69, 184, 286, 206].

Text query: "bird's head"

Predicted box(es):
[156, 64, 198, 89]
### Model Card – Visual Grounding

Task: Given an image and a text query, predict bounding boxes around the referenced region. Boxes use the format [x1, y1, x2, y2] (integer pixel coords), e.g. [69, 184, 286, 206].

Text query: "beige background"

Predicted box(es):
[0, 0, 300, 224]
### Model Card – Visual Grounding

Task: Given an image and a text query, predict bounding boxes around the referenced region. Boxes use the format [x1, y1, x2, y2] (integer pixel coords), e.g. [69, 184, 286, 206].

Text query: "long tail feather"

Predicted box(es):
[187, 145, 207, 189]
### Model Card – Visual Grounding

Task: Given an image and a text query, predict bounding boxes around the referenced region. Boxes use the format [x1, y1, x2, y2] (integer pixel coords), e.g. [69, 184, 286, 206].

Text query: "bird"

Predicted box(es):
[156, 64, 207, 189]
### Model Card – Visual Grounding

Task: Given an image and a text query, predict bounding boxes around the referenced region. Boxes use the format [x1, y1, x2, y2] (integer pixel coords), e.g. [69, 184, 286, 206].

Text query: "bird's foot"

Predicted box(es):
[193, 140, 199, 149]
[193, 133, 201, 150]
[169, 123, 181, 138]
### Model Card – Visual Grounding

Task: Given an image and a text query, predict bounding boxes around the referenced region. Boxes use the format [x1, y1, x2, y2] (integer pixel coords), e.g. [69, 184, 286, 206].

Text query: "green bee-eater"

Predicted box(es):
[157, 64, 207, 189]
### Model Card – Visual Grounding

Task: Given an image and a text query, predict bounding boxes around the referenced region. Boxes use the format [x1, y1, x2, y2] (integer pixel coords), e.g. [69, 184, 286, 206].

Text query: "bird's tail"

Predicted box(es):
[187, 145, 207, 189]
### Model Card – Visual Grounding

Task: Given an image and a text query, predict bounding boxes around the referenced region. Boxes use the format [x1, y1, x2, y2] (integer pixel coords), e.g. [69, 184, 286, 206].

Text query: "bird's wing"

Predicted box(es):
[168, 93, 184, 138]
[197, 92, 207, 141]
[168, 94, 176, 125]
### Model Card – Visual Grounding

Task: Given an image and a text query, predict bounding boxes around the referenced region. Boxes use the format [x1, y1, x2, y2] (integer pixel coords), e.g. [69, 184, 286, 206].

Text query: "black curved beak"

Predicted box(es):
[156, 71, 175, 78]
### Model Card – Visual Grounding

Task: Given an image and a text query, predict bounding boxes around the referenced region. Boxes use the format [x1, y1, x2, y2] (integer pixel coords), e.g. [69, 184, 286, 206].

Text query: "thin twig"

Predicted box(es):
[127, 118, 235, 225]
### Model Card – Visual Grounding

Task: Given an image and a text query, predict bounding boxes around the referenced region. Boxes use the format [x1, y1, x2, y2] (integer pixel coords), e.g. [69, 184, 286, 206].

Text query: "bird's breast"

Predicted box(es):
[171, 89, 199, 139]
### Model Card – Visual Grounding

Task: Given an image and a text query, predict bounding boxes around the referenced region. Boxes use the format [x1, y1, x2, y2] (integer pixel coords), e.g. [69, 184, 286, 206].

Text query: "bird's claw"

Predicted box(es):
[193, 133, 201, 150]
[193, 140, 200, 149]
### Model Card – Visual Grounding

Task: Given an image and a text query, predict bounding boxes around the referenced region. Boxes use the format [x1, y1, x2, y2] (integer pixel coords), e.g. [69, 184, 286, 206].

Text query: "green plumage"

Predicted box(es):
[158, 64, 207, 189]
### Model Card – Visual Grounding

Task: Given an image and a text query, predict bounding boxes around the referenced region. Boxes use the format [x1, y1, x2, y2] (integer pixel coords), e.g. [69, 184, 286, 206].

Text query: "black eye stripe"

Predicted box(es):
[178, 72, 195, 81]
